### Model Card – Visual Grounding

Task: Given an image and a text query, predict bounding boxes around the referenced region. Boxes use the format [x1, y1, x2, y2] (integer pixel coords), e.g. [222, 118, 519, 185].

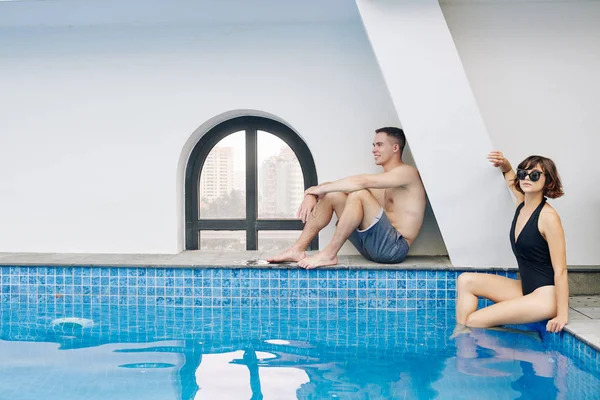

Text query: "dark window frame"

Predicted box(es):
[185, 116, 319, 250]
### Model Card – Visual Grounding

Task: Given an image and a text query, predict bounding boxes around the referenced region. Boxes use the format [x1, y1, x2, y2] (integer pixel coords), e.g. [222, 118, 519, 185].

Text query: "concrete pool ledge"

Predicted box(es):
[566, 297, 600, 352]
[0, 251, 598, 272]
[0, 252, 456, 269]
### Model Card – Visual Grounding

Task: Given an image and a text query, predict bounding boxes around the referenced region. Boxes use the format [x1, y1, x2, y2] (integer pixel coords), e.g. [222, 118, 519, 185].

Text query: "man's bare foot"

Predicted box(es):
[267, 248, 306, 263]
[297, 252, 338, 269]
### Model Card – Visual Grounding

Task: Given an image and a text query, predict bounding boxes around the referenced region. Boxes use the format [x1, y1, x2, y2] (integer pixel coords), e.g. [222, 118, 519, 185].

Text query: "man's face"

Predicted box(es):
[372, 132, 398, 165]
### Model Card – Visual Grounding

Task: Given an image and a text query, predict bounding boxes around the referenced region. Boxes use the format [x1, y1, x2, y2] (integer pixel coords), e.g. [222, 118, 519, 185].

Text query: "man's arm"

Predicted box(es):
[305, 166, 416, 196]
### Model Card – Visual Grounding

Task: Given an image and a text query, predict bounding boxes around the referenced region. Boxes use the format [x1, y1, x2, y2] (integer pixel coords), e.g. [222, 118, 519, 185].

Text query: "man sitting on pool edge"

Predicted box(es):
[267, 127, 426, 269]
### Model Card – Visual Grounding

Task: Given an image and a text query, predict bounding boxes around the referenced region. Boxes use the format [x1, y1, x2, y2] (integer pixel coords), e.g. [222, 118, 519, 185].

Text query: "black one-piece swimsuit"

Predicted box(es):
[510, 197, 555, 295]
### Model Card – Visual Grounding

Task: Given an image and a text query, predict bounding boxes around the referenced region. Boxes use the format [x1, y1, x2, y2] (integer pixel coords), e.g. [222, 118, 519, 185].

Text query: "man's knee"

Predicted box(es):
[323, 192, 347, 206]
[347, 189, 370, 201]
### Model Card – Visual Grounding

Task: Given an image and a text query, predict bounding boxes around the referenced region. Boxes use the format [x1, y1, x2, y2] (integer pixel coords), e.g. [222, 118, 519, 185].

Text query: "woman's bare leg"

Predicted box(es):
[465, 286, 557, 328]
[456, 273, 523, 325]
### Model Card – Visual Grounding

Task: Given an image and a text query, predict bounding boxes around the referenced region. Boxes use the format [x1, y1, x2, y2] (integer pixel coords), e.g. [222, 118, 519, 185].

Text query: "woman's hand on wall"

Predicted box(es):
[546, 315, 568, 333]
[488, 150, 512, 174]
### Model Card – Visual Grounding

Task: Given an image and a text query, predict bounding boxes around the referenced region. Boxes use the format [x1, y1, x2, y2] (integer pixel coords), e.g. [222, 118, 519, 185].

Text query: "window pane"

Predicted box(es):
[199, 231, 246, 251]
[257, 131, 304, 219]
[199, 131, 245, 219]
[258, 231, 300, 253]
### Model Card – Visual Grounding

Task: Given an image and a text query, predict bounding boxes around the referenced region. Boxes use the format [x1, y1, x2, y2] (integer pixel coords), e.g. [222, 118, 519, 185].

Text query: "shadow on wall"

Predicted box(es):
[402, 143, 448, 256]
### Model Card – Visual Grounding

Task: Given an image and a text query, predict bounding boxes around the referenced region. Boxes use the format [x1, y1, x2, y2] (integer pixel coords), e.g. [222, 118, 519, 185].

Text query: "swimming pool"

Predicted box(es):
[1, 266, 599, 399]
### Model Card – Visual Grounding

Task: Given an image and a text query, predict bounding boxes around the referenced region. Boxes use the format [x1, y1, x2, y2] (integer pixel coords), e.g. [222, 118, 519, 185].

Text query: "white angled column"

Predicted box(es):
[357, 0, 515, 266]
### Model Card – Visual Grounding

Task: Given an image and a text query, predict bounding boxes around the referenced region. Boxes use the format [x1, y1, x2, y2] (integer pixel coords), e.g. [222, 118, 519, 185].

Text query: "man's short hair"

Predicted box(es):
[375, 127, 406, 153]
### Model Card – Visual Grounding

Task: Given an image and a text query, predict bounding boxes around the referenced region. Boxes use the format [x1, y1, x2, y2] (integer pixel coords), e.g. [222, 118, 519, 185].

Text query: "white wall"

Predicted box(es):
[357, 0, 516, 267]
[440, 0, 600, 265]
[3, 0, 597, 265]
[0, 1, 447, 255]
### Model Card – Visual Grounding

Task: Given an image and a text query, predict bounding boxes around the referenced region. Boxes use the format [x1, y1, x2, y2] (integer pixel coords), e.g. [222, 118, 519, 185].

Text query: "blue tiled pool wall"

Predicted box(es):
[543, 328, 600, 375]
[0, 266, 598, 375]
[0, 267, 514, 310]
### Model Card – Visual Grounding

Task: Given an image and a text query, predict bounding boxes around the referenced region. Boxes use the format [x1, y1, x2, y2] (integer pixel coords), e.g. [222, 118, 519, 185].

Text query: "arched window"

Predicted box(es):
[185, 116, 318, 251]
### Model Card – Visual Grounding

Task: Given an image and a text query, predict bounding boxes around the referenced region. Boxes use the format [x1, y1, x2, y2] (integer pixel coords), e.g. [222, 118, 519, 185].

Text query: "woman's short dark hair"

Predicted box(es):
[375, 127, 406, 153]
[514, 155, 564, 199]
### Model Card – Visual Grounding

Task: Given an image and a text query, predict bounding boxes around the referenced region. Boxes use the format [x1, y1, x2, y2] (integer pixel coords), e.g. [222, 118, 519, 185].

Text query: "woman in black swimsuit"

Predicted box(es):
[455, 151, 568, 333]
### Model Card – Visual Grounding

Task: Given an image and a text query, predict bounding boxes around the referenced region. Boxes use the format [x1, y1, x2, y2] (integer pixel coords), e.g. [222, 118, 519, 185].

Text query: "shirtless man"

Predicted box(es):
[267, 127, 426, 269]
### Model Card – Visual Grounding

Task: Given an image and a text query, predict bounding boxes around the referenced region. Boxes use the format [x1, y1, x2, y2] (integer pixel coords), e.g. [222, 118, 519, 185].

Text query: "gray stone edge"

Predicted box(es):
[0, 262, 520, 271]
[564, 326, 600, 353]
[2, 262, 598, 272]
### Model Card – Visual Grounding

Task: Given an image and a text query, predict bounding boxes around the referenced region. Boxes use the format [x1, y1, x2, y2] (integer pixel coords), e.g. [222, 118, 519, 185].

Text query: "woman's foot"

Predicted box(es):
[450, 324, 472, 339]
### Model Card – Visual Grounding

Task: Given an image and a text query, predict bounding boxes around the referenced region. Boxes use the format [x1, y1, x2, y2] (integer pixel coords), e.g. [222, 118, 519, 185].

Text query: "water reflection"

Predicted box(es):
[195, 339, 451, 399]
[0, 333, 450, 399]
[243, 347, 264, 400]
[440, 328, 570, 400]
[0, 306, 598, 400]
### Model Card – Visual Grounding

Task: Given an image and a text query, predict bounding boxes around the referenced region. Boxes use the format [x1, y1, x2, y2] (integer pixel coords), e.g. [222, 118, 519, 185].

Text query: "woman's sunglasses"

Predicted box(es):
[516, 169, 544, 182]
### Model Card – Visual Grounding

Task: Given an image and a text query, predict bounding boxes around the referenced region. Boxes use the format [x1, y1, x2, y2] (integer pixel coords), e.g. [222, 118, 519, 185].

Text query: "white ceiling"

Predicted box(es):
[1, 0, 598, 28]
[0, 0, 362, 28]
[440, 0, 599, 3]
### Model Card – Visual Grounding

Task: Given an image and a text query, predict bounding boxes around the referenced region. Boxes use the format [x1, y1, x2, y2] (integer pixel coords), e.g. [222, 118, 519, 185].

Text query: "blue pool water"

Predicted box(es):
[1, 304, 599, 400]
